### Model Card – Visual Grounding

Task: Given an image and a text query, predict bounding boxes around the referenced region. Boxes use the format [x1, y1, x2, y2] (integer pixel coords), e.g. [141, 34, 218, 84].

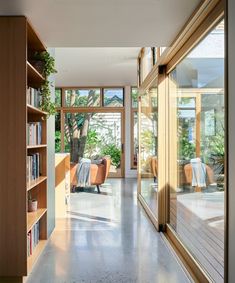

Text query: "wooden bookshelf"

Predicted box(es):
[27, 104, 47, 115]
[27, 240, 47, 272]
[27, 61, 45, 87]
[0, 16, 49, 281]
[27, 209, 47, 232]
[27, 176, 47, 191]
[27, 144, 47, 149]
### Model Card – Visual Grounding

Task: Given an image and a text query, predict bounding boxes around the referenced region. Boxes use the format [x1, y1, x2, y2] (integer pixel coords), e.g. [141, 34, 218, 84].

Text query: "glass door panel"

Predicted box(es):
[168, 21, 225, 282]
[139, 84, 158, 217]
[64, 112, 123, 177]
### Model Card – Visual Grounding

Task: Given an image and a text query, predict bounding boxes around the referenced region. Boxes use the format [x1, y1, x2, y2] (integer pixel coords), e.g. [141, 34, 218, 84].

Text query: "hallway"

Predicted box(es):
[27, 179, 191, 283]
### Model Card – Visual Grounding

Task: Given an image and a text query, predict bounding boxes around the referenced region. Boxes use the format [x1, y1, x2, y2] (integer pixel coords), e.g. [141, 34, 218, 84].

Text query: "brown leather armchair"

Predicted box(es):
[70, 157, 111, 193]
[150, 156, 158, 183]
[184, 163, 214, 188]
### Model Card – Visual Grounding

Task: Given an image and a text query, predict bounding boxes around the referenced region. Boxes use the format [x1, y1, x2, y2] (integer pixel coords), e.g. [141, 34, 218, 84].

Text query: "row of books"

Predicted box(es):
[27, 122, 42, 145]
[27, 87, 41, 108]
[27, 153, 41, 183]
[27, 221, 40, 257]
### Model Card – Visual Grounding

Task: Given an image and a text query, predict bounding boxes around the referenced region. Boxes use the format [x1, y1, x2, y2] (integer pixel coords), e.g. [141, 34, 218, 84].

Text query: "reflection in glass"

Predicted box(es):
[132, 111, 138, 168]
[103, 88, 124, 107]
[65, 89, 101, 107]
[55, 112, 61, 152]
[169, 21, 225, 282]
[140, 85, 158, 216]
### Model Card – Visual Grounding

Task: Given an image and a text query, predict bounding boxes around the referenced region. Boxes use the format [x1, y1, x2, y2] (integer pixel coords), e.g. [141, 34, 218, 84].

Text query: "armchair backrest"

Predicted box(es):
[102, 157, 111, 180]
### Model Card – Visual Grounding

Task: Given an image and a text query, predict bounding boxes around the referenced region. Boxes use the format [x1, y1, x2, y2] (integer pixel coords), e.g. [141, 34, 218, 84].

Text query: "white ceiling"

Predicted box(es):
[0, 0, 200, 47]
[55, 48, 140, 86]
[0, 0, 200, 86]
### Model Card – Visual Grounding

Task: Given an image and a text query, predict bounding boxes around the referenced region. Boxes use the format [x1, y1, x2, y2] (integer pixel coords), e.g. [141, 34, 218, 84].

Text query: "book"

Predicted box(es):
[27, 87, 41, 108]
[27, 153, 41, 182]
[27, 221, 40, 257]
[27, 122, 42, 146]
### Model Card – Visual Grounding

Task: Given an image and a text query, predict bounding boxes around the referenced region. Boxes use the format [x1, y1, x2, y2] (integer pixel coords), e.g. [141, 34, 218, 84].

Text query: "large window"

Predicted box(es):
[55, 88, 62, 107]
[55, 112, 61, 153]
[168, 20, 225, 282]
[65, 88, 101, 107]
[139, 82, 158, 217]
[56, 87, 125, 108]
[55, 87, 125, 177]
[137, 47, 168, 86]
[103, 88, 124, 107]
[64, 112, 122, 176]
[131, 87, 138, 168]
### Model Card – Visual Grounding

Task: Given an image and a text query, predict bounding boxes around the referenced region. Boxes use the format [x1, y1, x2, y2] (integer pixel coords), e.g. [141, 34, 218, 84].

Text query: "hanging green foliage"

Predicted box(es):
[33, 51, 57, 118]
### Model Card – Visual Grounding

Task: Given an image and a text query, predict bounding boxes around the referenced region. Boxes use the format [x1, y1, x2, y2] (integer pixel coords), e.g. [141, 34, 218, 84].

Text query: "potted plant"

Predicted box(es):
[32, 51, 57, 117]
[32, 51, 57, 77]
[28, 192, 38, 212]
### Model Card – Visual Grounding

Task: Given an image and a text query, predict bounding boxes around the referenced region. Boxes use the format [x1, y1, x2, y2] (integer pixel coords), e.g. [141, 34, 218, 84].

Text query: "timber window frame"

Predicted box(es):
[137, 1, 226, 282]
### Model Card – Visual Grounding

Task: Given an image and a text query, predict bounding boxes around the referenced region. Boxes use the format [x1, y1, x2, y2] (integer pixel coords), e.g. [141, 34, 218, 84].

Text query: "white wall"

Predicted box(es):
[228, 1, 235, 281]
[125, 86, 137, 178]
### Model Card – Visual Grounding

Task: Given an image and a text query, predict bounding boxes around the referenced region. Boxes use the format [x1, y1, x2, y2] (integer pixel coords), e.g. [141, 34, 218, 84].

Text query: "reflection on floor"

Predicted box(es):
[170, 191, 224, 283]
[141, 178, 158, 216]
[27, 179, 190, 283]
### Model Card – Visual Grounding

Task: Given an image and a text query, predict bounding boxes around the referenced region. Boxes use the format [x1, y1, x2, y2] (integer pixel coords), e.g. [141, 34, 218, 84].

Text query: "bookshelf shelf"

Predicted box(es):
[27, 208, 47, 233]
[27, 176, 47, 191]
[27, 61, 45, 87]
[27, 144, 47, 149]
[27, 104, 47, 116]
[27, 240, 47, 272]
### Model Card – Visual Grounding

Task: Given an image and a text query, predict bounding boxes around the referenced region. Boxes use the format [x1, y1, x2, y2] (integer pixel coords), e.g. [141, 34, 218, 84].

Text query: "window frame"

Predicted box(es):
[130, 87, 138, 169]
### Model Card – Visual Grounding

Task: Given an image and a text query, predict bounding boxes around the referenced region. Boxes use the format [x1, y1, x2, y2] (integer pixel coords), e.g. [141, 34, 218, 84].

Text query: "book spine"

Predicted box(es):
[30, 230, 33, 255]
[30, 156, 33, 181]
[36, 153, 40, 178]
[27, 122, 42, 146]
[26, 156, 30, 185]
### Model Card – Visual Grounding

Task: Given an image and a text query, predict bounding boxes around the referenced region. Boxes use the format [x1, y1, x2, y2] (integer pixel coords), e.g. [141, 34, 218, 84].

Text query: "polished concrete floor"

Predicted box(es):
[140, 178, 158, 217]
[27, 179, 191, 283]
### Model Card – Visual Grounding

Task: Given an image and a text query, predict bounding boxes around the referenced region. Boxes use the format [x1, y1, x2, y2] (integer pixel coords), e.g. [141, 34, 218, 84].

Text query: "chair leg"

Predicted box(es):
[71, 185, 76, 193]
[96, 185, 101, 194]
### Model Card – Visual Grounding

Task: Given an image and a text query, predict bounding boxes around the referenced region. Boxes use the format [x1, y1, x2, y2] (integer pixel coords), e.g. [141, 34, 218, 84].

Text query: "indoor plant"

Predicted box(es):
[33, 51, 57, 77]
[33, 51, 57, 117]
[40, 80, 56, 117]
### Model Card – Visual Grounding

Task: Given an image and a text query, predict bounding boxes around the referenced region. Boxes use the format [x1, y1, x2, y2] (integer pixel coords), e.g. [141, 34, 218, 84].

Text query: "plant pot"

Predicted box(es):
[28, 200, 38, 212]
[30, 60, 44, 75]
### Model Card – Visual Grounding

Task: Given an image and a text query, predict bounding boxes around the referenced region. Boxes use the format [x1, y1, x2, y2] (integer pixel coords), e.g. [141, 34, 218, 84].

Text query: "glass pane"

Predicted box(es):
[140, 83, 158, 217]
[65, 89, 101, 107]
[55, 88, 62, 107]
[103, 88, 124, 107]
[131, 87, 138, 108]
[132, 111, 138, 168]
[55, 112, 61, 152]
[169, 21, 225, 281]
[64, 112, 122, 176]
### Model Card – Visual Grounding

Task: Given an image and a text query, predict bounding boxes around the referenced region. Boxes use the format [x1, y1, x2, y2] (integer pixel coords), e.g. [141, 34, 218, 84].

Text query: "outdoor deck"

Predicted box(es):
[170, 192, 224, 283]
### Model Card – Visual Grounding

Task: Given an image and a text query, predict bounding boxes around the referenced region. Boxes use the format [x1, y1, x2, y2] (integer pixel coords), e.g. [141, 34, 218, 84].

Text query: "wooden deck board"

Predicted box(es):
[170, 198, 224, 283]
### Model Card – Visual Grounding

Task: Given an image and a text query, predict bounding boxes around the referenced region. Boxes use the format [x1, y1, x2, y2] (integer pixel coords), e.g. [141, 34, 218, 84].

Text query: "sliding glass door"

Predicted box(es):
[55, 87, 125, 178]
[63, 111, 124, 178]
[168, 20, 225, 282]
[138, 80, 158, 219]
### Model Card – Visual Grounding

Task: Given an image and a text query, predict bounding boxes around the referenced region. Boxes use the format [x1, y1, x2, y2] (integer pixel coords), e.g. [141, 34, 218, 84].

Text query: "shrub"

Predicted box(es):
[101, 144, 121, 168]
